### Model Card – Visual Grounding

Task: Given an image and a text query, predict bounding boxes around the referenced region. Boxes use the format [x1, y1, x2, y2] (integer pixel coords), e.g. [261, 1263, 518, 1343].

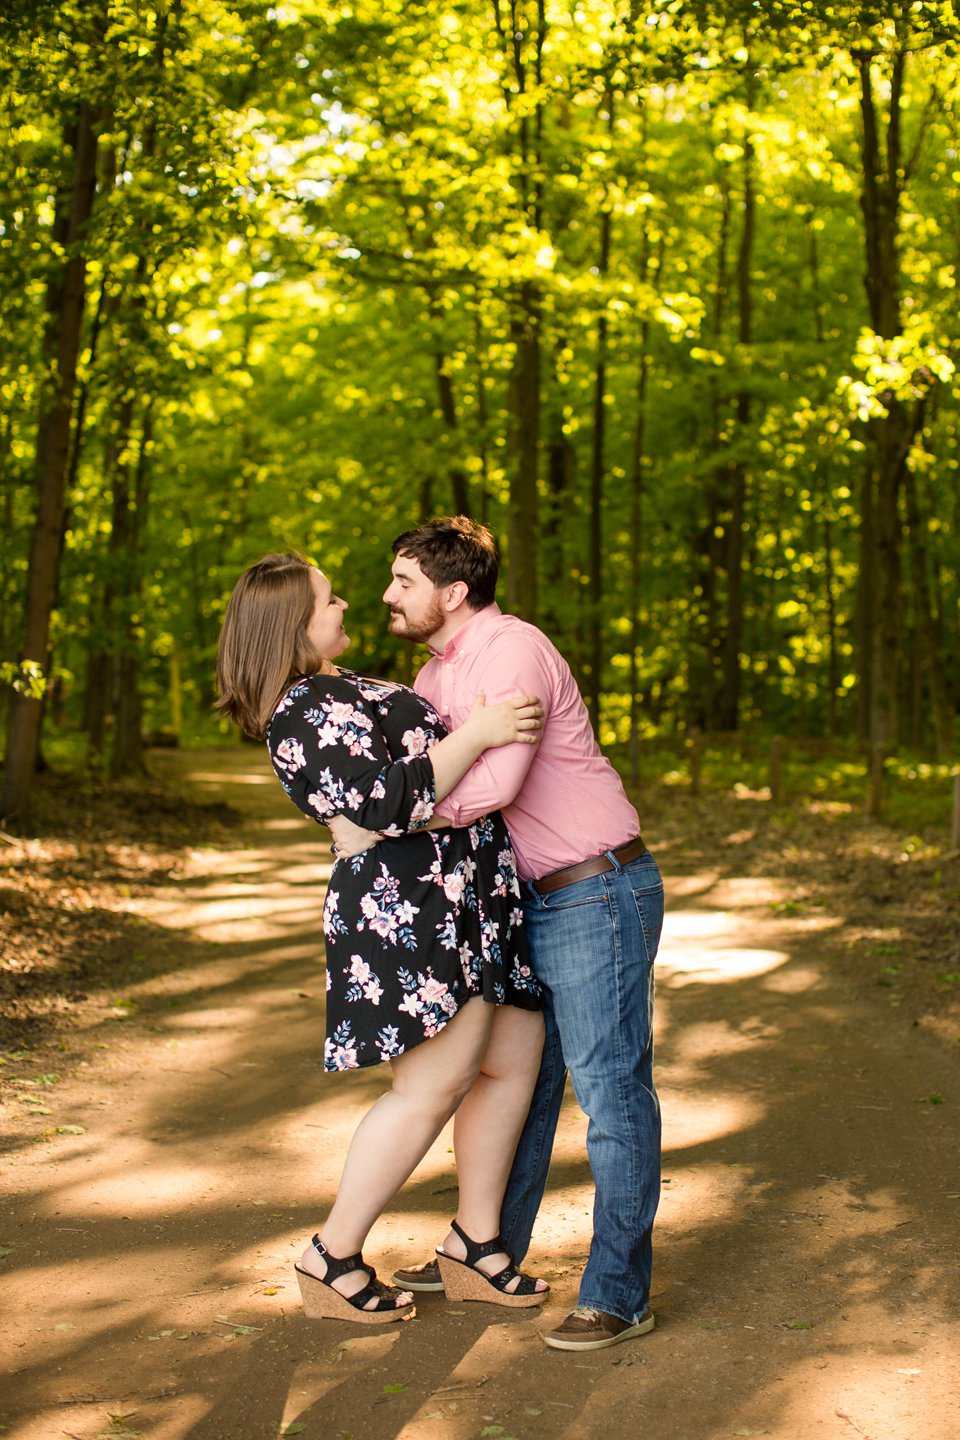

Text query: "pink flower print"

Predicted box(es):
[408, 797, 433, 828]
[442, 872, 466, 905]
[419, 977, 449, 1006]
[327, 700, 356, 724]
[316, 721, 341, 748]
[274, 737, 305, 773]
[458, 942, 474, 966]
[360, 894, 379, 919]
[349, 956, 372, 984]
[328, 1043, 358, 1070]
[399, 992, 422, 1018]
[307, 790, 332, 818]
[401, 726, 430, 755]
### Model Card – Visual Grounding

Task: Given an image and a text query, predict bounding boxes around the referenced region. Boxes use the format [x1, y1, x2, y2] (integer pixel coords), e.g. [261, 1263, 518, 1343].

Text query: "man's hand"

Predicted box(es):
[328, 813, 382, 860]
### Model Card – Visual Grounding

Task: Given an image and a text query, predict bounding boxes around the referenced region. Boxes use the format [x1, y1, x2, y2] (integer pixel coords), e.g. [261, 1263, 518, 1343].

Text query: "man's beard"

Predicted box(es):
[387, 595, 446, 644]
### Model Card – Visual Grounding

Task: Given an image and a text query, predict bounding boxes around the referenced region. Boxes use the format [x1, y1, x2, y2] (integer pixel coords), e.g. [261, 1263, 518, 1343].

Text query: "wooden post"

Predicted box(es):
[769, 735, 782, 804]
[866, 742, 885, 818]
[952, 775, 960, 851]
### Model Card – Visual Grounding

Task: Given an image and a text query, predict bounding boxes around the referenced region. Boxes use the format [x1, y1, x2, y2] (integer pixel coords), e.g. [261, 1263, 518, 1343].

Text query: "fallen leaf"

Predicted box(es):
[55, 1125, 86, 1135]
[382, 1383, 407, 1394]
[282, 1425, 308, 1436]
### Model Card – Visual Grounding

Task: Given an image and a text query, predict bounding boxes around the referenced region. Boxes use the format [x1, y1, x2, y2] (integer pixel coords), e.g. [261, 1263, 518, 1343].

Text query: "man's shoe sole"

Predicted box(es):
[544, 1310, 655, 1351]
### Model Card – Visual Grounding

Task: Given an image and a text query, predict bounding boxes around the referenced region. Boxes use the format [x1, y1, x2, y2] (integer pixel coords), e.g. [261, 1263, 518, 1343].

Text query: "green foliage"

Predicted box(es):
[1, 0, 959, 772]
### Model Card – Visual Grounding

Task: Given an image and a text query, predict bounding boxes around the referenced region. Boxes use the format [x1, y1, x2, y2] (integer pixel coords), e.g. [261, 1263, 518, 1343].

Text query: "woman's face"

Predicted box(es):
[305, 567, 350, 664]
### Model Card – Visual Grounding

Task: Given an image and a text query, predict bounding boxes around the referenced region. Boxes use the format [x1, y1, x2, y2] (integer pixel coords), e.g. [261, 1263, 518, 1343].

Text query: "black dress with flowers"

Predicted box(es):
[267, 670, 541, 1071]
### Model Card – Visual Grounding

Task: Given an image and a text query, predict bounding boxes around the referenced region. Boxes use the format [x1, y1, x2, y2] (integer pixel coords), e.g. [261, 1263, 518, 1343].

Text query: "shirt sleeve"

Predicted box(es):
[425, 636, 554, 828]
[267, 677, 436, 835]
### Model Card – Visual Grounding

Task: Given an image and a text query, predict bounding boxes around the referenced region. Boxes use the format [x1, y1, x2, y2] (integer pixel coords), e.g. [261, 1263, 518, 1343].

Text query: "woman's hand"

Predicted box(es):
[329, 813, 383, 860]
[462, 692, 543, 749]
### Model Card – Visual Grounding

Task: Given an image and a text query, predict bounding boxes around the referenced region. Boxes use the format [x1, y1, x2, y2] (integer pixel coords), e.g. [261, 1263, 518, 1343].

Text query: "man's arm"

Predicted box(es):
[429, 638, 554, 827]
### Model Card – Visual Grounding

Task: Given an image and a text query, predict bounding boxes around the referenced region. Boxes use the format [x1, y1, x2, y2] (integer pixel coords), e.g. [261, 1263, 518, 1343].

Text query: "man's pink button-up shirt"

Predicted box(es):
[413, 604, 641, 882]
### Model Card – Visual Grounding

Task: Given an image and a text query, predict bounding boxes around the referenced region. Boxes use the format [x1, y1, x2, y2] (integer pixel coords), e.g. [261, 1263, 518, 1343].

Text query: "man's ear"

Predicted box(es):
[443, 580, 470, 612]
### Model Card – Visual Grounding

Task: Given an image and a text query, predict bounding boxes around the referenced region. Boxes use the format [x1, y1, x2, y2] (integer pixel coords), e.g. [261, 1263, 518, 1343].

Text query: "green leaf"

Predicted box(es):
[382, 1383, 408, 1394]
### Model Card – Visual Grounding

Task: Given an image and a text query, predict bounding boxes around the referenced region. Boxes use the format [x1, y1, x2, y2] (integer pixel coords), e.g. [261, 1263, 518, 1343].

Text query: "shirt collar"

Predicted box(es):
[430, 602, 502, 660]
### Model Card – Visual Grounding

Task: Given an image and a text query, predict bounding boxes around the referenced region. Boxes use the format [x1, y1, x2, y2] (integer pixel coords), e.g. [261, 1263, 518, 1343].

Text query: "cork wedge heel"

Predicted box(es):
[435, 1220, 548, 1308]
[294, 1235, 415, 1324]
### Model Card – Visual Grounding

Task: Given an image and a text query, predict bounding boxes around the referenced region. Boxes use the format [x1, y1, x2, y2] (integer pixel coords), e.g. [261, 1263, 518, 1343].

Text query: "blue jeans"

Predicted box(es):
[500, 849, 663, 1323]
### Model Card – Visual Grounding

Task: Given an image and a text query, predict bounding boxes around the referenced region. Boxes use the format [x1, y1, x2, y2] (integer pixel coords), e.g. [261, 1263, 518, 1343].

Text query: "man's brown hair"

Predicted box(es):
[215, 553, 324, 740]
[392, 515, 499, 610]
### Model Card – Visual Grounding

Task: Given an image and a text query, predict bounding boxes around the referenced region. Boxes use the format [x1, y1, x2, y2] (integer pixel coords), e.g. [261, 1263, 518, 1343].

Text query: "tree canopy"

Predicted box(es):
[2, 0, 959, 818]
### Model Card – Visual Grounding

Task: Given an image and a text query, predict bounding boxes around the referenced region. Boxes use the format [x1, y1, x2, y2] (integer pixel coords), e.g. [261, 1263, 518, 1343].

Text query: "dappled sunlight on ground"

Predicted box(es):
[4, 749, 959, 1440]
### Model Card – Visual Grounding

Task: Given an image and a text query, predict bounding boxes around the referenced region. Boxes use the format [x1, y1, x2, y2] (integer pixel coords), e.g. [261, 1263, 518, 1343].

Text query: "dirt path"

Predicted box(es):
[2, 748, 958, 1440]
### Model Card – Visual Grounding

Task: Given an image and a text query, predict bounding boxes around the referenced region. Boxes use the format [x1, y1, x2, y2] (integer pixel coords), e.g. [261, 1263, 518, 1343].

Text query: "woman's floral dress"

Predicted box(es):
[267, 670, 541, 1070]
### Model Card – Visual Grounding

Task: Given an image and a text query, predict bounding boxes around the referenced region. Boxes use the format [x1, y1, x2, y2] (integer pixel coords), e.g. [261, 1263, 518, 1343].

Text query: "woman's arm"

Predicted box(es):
[270, 679, 539, 838]
[426, 692, 541, 802]
[326, 694, 539, 859]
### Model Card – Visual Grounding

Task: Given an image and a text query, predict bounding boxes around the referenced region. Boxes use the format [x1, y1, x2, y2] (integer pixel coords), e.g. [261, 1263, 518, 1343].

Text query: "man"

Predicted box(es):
[338, 516, 663, 1352]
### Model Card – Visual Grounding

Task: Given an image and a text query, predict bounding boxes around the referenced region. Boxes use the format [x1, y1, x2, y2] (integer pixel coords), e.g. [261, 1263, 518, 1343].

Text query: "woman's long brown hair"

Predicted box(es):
[215, 553, 324, 740]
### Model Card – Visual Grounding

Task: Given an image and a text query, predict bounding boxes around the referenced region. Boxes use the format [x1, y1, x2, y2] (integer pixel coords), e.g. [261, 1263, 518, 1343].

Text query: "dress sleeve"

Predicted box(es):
[267, 677, 436, 835]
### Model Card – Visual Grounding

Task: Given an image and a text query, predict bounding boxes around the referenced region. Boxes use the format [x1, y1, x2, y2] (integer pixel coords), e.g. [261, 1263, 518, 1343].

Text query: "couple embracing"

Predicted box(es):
[216, 516, 663, 1354]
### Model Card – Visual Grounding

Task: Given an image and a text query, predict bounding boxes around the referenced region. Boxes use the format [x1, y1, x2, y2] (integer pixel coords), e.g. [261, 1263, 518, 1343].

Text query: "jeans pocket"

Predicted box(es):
[542, 891, 610, 912]
[632, 884, 664, 963]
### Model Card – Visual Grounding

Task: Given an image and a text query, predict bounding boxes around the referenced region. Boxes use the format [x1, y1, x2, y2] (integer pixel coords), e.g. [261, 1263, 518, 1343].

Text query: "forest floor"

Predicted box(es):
[1, 744, 959, 1440]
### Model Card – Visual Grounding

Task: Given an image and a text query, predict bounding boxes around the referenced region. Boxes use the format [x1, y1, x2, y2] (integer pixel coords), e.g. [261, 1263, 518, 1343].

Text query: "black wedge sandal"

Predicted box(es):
[294, 1235, 415, 1324]
[435, 1219, 548, 1308]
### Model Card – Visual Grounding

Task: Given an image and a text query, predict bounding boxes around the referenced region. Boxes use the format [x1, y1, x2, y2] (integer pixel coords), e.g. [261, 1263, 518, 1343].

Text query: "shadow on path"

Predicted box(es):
[1, 748, 958, 1440]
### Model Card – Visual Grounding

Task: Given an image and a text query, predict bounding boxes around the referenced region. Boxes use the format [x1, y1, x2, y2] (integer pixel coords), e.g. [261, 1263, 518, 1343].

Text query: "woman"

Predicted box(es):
[215, 552, 547, 1324]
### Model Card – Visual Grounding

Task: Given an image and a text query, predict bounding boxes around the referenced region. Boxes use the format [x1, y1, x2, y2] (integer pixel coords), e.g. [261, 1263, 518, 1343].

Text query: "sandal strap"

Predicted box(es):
[309, 1234, 367, 1284]
[449, 1218, 510, 1267]
[482, 1263, 542, 1296]
[447, 1219, 541, 1295]
[307, 1238, 408, 1312]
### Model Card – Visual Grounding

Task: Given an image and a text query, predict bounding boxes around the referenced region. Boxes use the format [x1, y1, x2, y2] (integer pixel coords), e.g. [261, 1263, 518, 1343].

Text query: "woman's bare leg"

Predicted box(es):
[300, 997, 495, 1305]
[440, 1007, 547, 1292]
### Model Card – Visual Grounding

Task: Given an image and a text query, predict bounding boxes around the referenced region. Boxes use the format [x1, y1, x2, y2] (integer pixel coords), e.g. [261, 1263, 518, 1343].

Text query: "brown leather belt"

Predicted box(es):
[529, 836, 647, 896]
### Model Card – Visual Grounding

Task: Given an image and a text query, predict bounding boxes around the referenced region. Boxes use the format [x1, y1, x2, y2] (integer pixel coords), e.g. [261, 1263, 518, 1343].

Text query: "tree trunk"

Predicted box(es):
[586, 161, 613, 730]
[494, 0, 545, 622]
[904, 461, 953, 756]
[719, 107, 755, 731]
[110, 407, 152, 779]
[506, 290, 541, 620]
[1, 102, 99, 822]
[429, 302, 470, 515]
[858, 47, 906, 764]
[628, 299, 652, 789]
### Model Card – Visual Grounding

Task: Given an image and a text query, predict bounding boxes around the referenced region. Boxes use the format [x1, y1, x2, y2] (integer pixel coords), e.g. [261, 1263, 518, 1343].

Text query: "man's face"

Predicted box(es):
[383, 555, 447, 644]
